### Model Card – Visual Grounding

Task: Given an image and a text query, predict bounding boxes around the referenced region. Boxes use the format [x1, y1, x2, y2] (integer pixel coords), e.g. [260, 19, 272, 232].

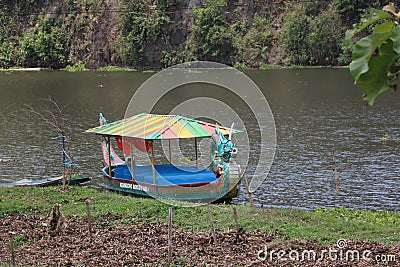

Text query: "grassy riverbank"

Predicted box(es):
[1, 186, 398, 245]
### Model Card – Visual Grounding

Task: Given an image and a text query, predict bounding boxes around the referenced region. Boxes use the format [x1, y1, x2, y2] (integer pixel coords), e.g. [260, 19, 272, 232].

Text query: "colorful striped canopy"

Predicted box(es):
[85, 113, 241, 140]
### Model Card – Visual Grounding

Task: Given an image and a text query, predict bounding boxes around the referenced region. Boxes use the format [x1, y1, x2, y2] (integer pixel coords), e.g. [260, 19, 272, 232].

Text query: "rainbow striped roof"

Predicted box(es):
[85, 113, 241, 140]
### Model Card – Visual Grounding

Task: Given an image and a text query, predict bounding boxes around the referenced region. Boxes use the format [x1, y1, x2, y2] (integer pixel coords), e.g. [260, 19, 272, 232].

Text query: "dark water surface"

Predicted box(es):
[0, 69, 399, 211]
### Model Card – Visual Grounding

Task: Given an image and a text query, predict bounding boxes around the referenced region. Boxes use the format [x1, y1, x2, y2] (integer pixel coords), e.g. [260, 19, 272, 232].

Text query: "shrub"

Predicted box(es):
[232, 14, 273, 68]
[186, 0, 236, 65]
[64, 61, 86, 72]
[278, 5, 311, 65]
[20, 16, 67, 68]
[112, 0, 171, 68]
[309, 7, 343, 65]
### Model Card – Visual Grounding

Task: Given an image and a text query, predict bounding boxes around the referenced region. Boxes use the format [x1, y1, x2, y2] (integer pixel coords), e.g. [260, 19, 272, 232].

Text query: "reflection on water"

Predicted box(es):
[0, 69, 399, 211]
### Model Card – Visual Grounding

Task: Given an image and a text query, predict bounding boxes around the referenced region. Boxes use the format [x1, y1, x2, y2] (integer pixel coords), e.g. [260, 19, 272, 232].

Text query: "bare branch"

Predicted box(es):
[44, 107, 60, 130]
[25, 97, 73, 159]
[24, 104, 63, 134]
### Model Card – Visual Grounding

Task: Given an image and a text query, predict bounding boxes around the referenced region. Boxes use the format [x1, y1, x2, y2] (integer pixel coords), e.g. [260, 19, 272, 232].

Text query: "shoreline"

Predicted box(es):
[0, 65, 349, 73]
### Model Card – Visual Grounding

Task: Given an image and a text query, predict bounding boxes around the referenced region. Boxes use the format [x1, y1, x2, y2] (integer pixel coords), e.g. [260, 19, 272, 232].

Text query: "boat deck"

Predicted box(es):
[107, 164, 218, 186]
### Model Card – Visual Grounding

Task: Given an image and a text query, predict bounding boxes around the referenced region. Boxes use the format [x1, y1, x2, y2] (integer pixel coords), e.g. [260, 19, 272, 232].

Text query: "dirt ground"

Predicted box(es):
[0, 215, 399, 266]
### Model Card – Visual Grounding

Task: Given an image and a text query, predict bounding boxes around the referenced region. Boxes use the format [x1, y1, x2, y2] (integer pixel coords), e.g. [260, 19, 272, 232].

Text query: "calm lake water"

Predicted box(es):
[0, 69, 399, 211]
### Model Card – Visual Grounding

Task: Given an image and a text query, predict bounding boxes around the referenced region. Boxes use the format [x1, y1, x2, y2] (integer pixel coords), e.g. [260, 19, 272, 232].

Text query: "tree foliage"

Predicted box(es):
[113, 0, 171, 68]
[278, 3, 343, 66]
[186, 0, 236, 65]
[278, 6, 311, 65]
[0, 0, 394, 69]
[20, 16, 67, 68]
[346, 2, 400, 105]
[309, 8, 342, 65]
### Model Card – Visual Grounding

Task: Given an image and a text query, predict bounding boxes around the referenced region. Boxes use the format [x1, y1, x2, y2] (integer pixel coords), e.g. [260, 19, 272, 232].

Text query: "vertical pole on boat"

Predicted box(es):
[107, 136, 112, 177]
[62, 135, 66, 190]
[194, 137, 198, 169]
[130, 141, 135, 181]
[151, 141, 157, 190]
[168, 139, 172, 164]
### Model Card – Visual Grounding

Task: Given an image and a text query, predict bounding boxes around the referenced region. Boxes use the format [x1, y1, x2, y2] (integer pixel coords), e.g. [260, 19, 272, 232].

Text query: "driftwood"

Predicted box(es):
[0, 158, 18, 163]
[48, 204, 68, 238]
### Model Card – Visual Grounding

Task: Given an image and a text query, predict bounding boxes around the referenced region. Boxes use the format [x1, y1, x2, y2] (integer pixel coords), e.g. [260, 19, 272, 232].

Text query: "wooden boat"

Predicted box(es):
[0, 175, 91, 187]
[85, 113, 243, 203]
[1, 135, 90, 188]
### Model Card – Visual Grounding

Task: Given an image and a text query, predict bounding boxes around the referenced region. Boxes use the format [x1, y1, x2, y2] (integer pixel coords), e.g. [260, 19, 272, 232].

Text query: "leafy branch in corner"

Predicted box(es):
[346, 2, 400, 105]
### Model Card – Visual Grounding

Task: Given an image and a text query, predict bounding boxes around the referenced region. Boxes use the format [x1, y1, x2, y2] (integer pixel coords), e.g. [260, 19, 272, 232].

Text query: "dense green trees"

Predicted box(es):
[187, 0, 235, 65]
[20, 16, 67, 68]
[113, 0, 171, 67]
[0, 0, 392, 69]
[278, 6, 311, 65]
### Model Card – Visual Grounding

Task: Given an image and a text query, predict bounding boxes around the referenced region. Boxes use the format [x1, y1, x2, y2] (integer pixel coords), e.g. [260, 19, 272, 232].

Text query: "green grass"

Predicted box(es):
[1, 186, 398, 245]
[96, 65, 137, 71]
[259, 64, 335, 70]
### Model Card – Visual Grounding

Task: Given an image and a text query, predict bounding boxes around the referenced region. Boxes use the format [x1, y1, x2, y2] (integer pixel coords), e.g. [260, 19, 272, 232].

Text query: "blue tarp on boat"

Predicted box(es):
[111, 164, 217, 186]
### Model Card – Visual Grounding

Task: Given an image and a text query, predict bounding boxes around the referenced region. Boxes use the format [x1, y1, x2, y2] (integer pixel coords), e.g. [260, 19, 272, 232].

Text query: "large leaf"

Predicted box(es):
[358, 39, 400, 105]
[349, 22, 395, 81]
[390, 25, 400, 54]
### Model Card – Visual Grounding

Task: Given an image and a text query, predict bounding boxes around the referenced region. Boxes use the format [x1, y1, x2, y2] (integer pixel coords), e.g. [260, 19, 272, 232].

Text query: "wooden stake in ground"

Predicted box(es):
[85, 200, 92, 238]
[242, 175, 254, 207]
[233, 207, 243, 243]
[207, 207, 218, 245]
[9, 232, 15, 266]
[233, 207, 239, 240]
[48, 203, 68, 238]
[233, 207, 239, 231]
[333, 149, 339, 196]
[168, 207, 172, 265]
